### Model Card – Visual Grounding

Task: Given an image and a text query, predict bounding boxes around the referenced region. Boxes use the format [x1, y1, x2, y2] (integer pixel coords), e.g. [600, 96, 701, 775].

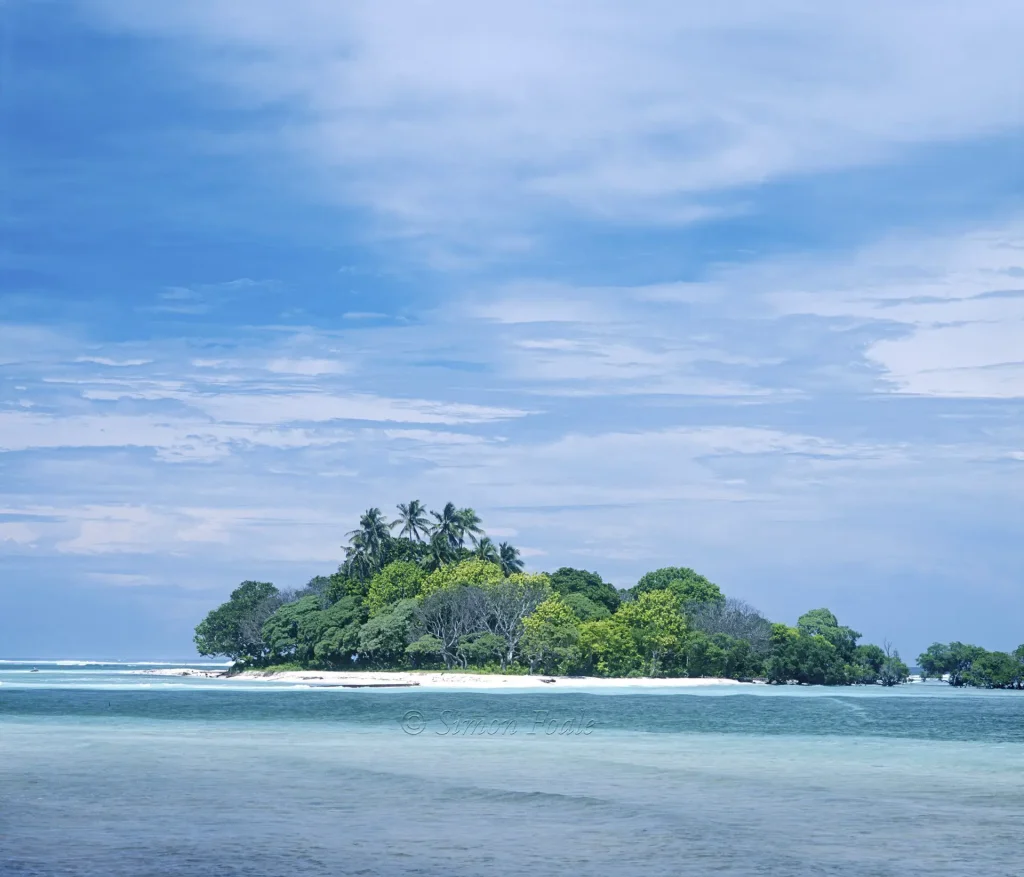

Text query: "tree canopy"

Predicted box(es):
[366, 561, 425, 615]
[549, 567, 621, 612]
[194, 580, 282, 663]
[918, 641, 1023, 689]
[631, 567, 724, 606]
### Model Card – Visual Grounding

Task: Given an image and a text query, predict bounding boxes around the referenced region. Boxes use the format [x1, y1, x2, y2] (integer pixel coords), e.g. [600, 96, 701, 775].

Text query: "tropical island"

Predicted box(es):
[194, 501, 1024, 688]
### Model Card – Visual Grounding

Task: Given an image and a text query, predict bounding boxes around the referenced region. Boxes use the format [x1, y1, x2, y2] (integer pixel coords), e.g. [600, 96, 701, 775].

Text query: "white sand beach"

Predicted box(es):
[138, 668, 749, 688]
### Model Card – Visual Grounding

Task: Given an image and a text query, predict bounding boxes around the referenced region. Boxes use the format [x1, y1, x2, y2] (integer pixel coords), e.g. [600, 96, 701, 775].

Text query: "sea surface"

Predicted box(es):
[1, 662, 1022, 876]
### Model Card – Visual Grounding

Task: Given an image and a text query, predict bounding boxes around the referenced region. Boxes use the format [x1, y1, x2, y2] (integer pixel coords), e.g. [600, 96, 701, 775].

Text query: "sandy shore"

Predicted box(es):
[139, 668, 749, 688]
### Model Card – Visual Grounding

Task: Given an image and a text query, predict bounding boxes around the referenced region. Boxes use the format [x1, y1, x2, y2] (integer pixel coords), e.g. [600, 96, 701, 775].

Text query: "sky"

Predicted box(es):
[1, 0, 1022, 660]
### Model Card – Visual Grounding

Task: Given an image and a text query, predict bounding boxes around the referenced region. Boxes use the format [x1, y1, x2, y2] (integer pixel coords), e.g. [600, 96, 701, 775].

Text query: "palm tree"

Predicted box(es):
[456, 507, 484, 548]
[344, 508, 390, 578]
[429, 502, 462, 551]
[342, 532, 376, 582]
[474, 536, 500, 565]
[498, 542, 524, 575]
[424, 530, 455, 571]
[392, 500, 429, 542]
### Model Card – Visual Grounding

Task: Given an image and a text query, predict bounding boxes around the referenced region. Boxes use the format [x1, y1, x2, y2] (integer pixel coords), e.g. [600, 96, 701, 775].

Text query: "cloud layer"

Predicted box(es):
[90, 0, 1024, 250]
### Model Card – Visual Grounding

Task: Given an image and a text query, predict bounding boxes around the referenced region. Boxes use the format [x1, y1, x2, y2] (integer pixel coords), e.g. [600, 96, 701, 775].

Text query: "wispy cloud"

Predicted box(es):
[142, 279, 276, 315]
[87, 0, 1024, 258]
[264, 358, 349, 376]
[706, 219, 1024, 398]
[75, 357, 154, 367]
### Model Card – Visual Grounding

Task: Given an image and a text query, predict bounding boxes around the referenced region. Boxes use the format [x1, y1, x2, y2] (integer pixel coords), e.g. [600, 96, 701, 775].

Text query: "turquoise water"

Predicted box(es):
[2, 665, 1022, 876]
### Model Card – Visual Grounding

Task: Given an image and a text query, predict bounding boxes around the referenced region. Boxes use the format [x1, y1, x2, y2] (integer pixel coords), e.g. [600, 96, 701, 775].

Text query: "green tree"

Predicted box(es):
[684, 632, 762, 679]
[797, 635, 849, 685]
[766, 623, 850, 685]
[392, 500, 429, 542]
[684, 631, 727, 678]
[793, 636, 848, 685]
[458, 632, 507, 667]
[342, 507, 392, 582]
[424, 531, 457, 571]
[420, 557, 504, 599]
[917, 642, 952, 681]
[429, 502, 463, 551]
[578, 618, 640, 676]
[358, 599, 420, 666]
[258, 592, 368, 669]
[562, 592, 611, 622]
[851, 643, 886, 684]
[498, 542, 524, 575]
[632, 567, 724, 607]
[718, 635, 762, 679]
[474, 536, 501, 565]
[309, 596, 366, 667]
[366, 561, 426, 615]
[341, 539, 375, 583]
[764, 624, 800, 683]
[406, 635, 443, 668]
[194, 580, 281, 663]
[324, 570, 361, 605]
[377, 536, 429, 568]
[348, 507, 391, 555]
[521, 596, 581, 675]
[295, 574, 334, 608]
[616, 589, 688, 676]
[455, 507, 484, 548]
[549, 567, 621, 613]
[918, 642, 1022, 689]
[961, 650, 1021, 689]
[918, 642, 987, 686]
[262, 595, 324, 663]
[796, 608, 861, 662]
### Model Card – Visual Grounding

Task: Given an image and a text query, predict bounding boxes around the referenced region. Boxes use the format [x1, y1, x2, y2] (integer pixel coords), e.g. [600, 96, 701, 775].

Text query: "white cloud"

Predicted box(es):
[75, 357, 154, 367]
[471, 284, 617, 324]
[0, 522, 38, 545]
[265, 357, 349, 376]
[869, 322, 1024, 398]
[86, 0, 1024, 252]
[0, 396, 525, 459]
[657, 218, 1024, 398]
[0, 424, 906, 563]
[193, 391, 528, 426]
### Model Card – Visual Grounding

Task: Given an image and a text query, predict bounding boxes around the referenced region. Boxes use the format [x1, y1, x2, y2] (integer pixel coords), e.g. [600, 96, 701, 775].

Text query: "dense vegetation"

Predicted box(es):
[917, 642, 1024, 689]
[194, 502, 1014, 687]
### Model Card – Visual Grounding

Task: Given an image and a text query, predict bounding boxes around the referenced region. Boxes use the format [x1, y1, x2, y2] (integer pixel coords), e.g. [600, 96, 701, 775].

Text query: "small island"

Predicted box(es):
[194, 501, 1024, 689]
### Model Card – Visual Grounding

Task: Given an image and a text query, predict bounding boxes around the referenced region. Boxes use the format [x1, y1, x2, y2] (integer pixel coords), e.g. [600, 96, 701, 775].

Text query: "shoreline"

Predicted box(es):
[137, 668, 750, 689]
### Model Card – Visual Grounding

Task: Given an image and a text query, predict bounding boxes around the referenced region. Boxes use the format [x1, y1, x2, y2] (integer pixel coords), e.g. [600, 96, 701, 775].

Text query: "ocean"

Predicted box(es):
[1, 663, 1022, 876]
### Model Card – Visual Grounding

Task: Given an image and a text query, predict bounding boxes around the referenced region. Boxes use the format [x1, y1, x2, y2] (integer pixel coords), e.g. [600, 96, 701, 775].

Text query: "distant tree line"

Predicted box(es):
[192, 501, 1017, 687]
[917, 642, 1024, 689]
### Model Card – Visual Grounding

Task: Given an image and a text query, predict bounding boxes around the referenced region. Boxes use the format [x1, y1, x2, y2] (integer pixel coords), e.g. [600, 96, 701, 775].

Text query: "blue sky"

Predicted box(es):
[1, 1, 1022, 660]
